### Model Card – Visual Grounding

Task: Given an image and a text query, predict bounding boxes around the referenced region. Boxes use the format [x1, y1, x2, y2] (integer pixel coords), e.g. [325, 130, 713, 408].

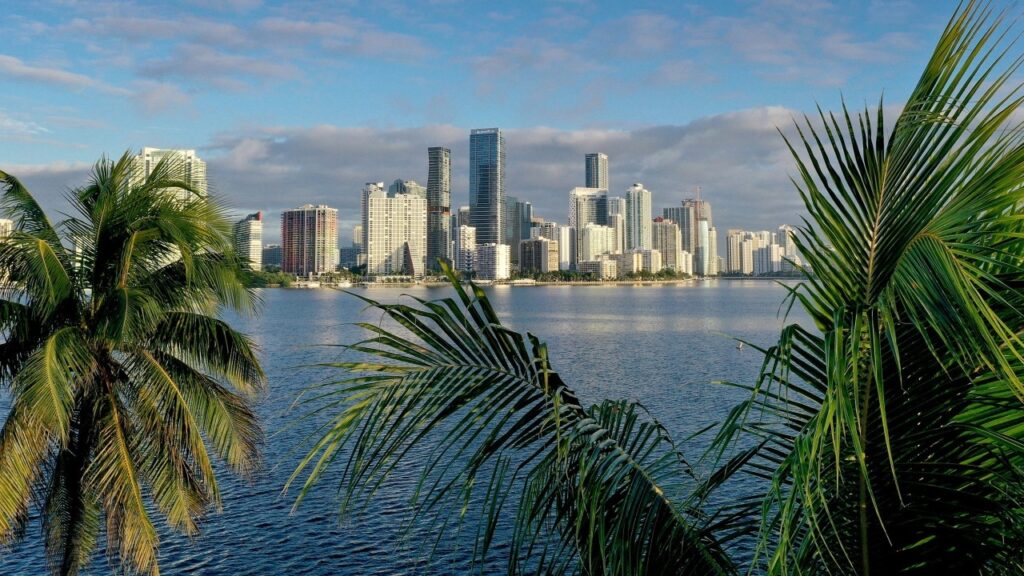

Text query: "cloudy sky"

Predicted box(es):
[3, 0, 959, 242]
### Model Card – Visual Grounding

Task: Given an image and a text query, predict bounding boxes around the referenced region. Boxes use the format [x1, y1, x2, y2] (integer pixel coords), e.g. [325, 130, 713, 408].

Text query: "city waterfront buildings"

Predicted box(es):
[578, 257, 617, 279]
[427, 146, 451, 271]
[652, 217, 685, 274]
[233, 212, 263, 270]
[569, 187, 607, 266]
[470, 128, 505, 246]
[262, 244, 282, 269]
[580, 223, 615, 261]
[281, 204, 338, 276]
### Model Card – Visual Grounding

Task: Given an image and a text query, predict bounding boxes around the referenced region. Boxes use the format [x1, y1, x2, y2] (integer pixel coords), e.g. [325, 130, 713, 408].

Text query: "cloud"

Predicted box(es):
[140, 44, 299, 88]
[198, 108, 807, 243]
[0, 112, 49, 136]
[63, 16, 250, 48]
[131, 80, 192, 113]
[0, 54, 128, 95]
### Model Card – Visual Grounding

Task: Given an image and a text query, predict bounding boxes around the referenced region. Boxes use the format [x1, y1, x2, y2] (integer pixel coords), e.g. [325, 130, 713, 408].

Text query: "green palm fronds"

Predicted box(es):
[0, 152, 265, 575]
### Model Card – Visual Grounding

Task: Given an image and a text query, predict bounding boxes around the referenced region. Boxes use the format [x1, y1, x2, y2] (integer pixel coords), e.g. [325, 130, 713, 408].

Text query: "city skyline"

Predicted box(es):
[2, 1, 959, 245]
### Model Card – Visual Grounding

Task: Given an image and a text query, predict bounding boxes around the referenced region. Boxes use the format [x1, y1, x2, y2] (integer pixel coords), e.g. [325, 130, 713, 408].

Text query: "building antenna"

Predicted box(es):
[695, 185, 702, 202]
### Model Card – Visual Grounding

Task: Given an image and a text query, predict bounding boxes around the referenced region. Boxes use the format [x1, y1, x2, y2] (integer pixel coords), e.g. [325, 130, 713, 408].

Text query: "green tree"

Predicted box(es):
[0, 153, 265, 575]
[292, 3, 1024, 573]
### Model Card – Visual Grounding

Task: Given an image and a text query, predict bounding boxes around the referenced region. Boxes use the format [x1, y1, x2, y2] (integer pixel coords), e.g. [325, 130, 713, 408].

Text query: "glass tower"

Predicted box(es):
[427, 146, 451, 271]
[469, 128, 505, 246]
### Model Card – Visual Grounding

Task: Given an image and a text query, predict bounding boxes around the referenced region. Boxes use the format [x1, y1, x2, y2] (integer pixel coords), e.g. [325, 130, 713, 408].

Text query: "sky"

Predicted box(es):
[1, 0, 962, 242]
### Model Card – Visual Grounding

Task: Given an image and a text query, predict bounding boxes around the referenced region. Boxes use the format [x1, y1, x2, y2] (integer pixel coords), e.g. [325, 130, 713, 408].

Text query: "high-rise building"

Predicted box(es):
[557, 225, 575, 271]
[504, 196, 533, 264]
[388, 179, 426, 198]
[281, 205, 338, 276]
[578, 257, 617, 279]
[427, 147, 452, 271]
[607, 213, 625, 254]
[664, 203, 696, 254]
[233, 212, 263, 270]
[475, 243, 510, 280]
[585, 153, 609, 189]
[454, 225, 477, 273]
[352, 225, 363, 250]
[364, 185, 428, 277]
[360, 182, 385, 255]
[457, 206, 472, 227]
[131, 147, 207, 199]
[726, 229, 745, 273]
[652, 217, 683, 274]
[569, 187, 608, 267]
[262, 244, 282, 269]
[626, 183, 652, 250]
[519, 237, 559, 273]
[0, 219, 12, 239]
[580, 223, 615, 261]
[607, 196, 626, 217]
[470, 128, 505, 245]
[531, 221, 560, 241]
[707, 226, 719, 276]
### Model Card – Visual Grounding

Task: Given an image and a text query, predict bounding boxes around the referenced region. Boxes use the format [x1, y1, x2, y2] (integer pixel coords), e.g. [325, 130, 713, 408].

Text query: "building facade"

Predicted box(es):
[519, 237, 559, 273]
[233, 212, 263, 270]
[281, 205, 338, 276]
[585, 152, 609, 189]
[470, 128, 506, 245]
[569, 187, 607, 267]
[262, 244, 282, 269]
[626, 183, 652, 250]
[131, 147, 207, 201]
[427, 146, 452, 271]
[652, 217, 683, 274]
[454, 225, 477, 273]
[475, 243, 510, 280]
[364, 185, 428, 277]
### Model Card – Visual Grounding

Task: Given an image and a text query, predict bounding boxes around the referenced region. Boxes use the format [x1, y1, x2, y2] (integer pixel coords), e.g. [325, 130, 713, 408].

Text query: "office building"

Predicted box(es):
[558, 225, 575, 271]
[707, 226, 719, 275]
[607, 213, 625, 254]
[470, 128, 505, 245]
[281, 205, 338, 276]
[531, 221, 560, 241]
[427, 147, 451, 271]
[454, 225, 476, 273]
[585, 153, 609, 189]
[476, 243, 510, 280]
[233, 212, 263, 270]
[519, 237, 559, 273]
[262, 244, 282, 269]
[626, 183, 652, 250]
[364, 184, 428, 277]
[504, 196, 533, 264]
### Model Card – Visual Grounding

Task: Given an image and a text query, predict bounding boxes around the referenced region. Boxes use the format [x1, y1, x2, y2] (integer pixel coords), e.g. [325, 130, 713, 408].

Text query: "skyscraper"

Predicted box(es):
[469, 128, 505, 245]
[364, 185, 428, 277]
[0, 219, 12, 239]
[427, 147, 451, 271]
[585, 153, 609, 189]
[626, 183, 652, 250]
[131, 147, 207, 199]
[454, 225, 477, 273]
[281, 204, 338, 276]
[569, 187, 608, 266]
[652, 217, 683, 274]
[233, 212, 263, 270]
[519, 237, 559, 273]
[262, 244, 282, 269]
[388, 179, 427, 198]
[504, 196, 533, 265]
[475, 243, 510, 280]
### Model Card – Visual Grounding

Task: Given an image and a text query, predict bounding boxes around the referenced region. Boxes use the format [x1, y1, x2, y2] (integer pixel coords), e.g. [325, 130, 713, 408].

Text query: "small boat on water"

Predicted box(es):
[737, 342, 744, 351]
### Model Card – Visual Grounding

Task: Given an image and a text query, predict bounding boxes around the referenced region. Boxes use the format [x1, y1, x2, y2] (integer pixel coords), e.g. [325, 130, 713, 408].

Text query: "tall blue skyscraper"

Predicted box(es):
[469, 128, 505, 245]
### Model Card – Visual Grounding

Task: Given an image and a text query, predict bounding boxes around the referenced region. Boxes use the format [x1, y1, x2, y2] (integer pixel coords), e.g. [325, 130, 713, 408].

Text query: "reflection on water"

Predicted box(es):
[0, 280, 810, 575]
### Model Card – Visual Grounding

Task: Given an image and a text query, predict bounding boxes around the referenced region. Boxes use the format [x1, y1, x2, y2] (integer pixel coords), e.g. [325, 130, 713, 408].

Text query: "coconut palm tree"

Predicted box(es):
[292, 2, 1024, 573]
[0, 153, 265, 576]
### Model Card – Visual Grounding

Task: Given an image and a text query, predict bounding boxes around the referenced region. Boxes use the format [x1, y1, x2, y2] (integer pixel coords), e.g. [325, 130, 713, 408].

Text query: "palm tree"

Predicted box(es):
[292, 2, 1024, 574]
[0, 153, 265, 575]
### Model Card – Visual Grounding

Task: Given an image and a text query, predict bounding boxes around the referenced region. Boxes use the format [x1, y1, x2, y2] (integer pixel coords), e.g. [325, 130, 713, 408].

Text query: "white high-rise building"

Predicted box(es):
[625, 183, 652, 250]
[519, 237, 559, 273]
[476, 243, 510, 280]
[707, 226, 719, 276]
[454, 225, 477, 273]
[569, 187, 607, 267]
[233, 212, 263, 270]
[558, 225, 575, 271]
[680, 250, 694, 276]
[607, 196, 626, 218]
[132, 147, 207, 199]
[726, 229, 744, 273]
[531, 221, 559, 241]
[0, 219, 12, 239]
[580, 223, 615, 261]
[607, 213, 625, 254]
[364, 185, 428, 277]
[652, 218, 683, 274]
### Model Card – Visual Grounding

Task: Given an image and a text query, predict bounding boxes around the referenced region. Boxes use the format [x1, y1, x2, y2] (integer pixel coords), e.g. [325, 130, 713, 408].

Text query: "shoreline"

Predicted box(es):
[274, 277, 802, 289]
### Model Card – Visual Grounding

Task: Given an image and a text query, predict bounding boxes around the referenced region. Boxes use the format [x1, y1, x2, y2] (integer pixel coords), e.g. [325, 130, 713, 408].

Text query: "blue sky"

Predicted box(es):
[2, 0, 961, 241]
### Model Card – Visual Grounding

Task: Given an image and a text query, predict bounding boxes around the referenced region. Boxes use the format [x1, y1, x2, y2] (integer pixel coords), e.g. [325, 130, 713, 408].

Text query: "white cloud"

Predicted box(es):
[0, 54, 128, 95]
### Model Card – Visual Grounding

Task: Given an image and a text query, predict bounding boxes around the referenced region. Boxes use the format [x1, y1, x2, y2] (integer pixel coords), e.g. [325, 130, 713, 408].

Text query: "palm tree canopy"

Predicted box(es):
[0, 152, 265, 576]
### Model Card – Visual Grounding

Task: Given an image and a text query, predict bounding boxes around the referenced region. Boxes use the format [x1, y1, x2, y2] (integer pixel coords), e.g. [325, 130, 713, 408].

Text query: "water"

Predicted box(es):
[0, 280, 811, 575]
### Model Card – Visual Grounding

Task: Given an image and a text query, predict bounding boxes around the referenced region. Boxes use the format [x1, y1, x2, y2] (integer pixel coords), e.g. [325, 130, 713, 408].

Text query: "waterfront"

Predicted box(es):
[0, 280, 811, 575]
